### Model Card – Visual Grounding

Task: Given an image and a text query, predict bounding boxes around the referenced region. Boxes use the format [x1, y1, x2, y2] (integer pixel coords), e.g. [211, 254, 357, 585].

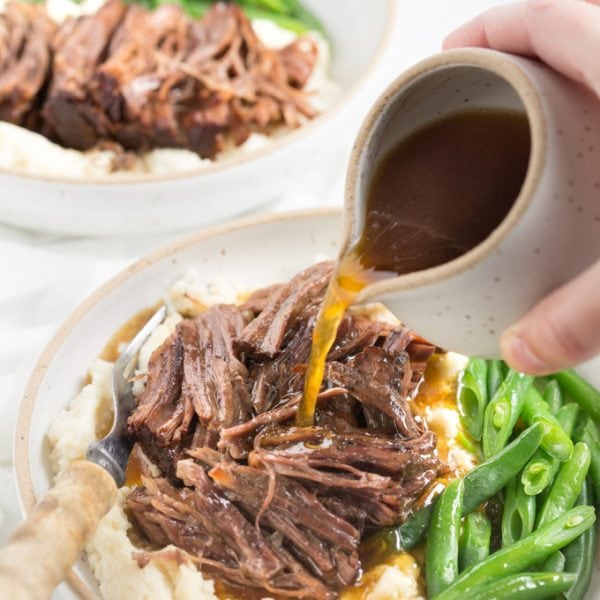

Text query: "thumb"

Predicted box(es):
[500, 259, 600, 375]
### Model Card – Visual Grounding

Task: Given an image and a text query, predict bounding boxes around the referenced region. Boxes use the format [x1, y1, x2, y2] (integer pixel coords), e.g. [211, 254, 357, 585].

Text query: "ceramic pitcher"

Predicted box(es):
[343, 47, 600, 368]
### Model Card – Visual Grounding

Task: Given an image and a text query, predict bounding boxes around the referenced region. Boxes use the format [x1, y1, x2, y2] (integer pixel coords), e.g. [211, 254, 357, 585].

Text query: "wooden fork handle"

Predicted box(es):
[0, 460, 117, 600]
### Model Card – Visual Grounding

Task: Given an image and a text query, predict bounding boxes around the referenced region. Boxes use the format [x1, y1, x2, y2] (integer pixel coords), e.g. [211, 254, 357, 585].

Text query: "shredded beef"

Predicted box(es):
[0, 0, 320, 159]
[236, 261, 334, 359]
[324, 347, 420, 438]
[128, 305, 252, 470]
[250, 427, 439, 528]
[126, 262, 440, 597]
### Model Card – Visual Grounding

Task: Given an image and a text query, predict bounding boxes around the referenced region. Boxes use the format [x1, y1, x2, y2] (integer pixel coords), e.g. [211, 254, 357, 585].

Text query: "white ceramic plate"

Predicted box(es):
[14, 210, 600, 598]
[0, 1, 394, 237]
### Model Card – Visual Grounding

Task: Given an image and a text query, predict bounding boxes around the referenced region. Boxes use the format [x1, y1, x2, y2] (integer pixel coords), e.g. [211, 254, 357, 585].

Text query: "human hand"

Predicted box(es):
[444, 0, 600, 376]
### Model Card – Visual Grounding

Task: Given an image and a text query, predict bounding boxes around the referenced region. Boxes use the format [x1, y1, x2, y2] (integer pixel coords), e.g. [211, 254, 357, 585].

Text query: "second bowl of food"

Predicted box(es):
[0, 0, 393, 236]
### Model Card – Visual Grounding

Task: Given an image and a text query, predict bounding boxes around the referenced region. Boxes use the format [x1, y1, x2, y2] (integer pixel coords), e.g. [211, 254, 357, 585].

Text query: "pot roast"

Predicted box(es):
[0, 0, 318, 159]
[126, 262, 441, 599]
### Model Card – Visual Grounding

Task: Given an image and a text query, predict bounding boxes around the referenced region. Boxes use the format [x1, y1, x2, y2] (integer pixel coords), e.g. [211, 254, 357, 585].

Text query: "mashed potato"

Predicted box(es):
[0, 0, 341, 179]
[47, 275, 477, 600]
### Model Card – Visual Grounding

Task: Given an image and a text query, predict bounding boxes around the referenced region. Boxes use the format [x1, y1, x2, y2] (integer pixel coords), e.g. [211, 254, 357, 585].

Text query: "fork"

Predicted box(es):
[0, 305, 167, 599]
[87, 304, 167, 486]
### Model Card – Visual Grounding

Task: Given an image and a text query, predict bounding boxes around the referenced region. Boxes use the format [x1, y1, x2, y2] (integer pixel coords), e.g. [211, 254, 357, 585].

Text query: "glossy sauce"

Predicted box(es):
[124, 449, 145, 488]
[341, 552, 424, 600]
[298, 110, 530, 426]
[96, 305, 161, 454]
[99, 304, 162, 363]
[413, 354, 466, 469]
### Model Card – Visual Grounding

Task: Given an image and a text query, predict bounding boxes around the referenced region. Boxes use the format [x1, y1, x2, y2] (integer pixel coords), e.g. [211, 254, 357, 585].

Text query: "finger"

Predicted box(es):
[500, 259, 600, 375]
[443, 0, 600, 98]
[443, 2, 530, 52]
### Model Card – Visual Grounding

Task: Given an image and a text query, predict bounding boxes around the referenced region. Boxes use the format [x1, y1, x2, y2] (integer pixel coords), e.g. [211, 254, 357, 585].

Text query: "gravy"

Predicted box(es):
[298, 109, 530, 426]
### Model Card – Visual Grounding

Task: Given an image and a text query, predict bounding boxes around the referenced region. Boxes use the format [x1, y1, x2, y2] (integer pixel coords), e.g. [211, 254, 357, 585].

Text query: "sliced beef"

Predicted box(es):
[92, 4, 193, 151]
[42, 0, 128, 149]
[219, 393, 303, 448]
[188, 3, 316, 136]
[279, 37, 318, 88]
[239, 283, 284, 316]
[0, 4, 55, 125]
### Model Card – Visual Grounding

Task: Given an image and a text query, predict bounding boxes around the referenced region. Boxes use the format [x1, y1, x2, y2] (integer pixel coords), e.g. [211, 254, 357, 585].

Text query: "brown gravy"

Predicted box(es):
[298, 109, 530, 426]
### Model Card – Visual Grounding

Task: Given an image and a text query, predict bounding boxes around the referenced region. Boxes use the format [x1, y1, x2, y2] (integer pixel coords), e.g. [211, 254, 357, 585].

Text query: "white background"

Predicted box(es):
[0, 0, 512, 544]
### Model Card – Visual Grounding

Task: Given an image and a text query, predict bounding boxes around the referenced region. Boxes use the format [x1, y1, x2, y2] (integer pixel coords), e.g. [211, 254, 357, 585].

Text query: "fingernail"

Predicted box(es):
[500, 329, 551, 375]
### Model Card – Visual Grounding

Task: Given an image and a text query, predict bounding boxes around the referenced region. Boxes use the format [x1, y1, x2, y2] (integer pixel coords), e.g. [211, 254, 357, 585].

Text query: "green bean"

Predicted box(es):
[457, 358, 488, 440]
[183, 0, 212, 17]
[575, 420, 600, 501]
[554, 370, 600, 421]
[364, 424, 544, 558]
[433, 505, 596, 598]
[537, 441, 591, 528]
[426, 478, 464, 596]
[281, 0, 324, 32]
[482, 370, 534, 459]
[146, 0, 325, 32]
[486, 359, 505, 400]
[542, 550, 566, 573]
[578, 412, 600, 442]
[459, 512, 491, 572]
[358, 528, 402, 571]
[563, 478, 597, 600]
[521, 386, 574, 461]
[520, 458, 553, 497]
[501, 478, 535, 546]
[521, 403, 579, 496]
[462, 424, 543, 513]
[456, 431, 480, 456]
[543, 379, 563, 415]
[234, 5, 312, 33]
[240, 0, 290, 13]
[556, 402, 580, 435]
[359, 504, 431, 566]
[455, 572, 577, 600]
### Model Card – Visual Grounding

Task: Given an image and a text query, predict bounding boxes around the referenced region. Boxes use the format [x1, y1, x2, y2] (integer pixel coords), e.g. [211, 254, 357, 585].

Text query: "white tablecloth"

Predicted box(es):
[0, 0, 509, 553]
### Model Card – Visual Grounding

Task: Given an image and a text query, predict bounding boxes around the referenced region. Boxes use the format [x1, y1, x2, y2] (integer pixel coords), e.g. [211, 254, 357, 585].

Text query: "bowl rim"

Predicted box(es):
[0, 0, 395, 187]
[14, 207, 341, 599]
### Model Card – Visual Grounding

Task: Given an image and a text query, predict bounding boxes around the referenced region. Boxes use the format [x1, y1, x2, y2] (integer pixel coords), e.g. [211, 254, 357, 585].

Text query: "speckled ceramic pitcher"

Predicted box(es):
[343, 47, 600, 362]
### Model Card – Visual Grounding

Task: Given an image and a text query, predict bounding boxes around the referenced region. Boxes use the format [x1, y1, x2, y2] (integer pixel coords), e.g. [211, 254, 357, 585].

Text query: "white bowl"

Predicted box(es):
[14, 210, 600, 598]
[0, 1, 394, 237]
[15, 209, 342, 598]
